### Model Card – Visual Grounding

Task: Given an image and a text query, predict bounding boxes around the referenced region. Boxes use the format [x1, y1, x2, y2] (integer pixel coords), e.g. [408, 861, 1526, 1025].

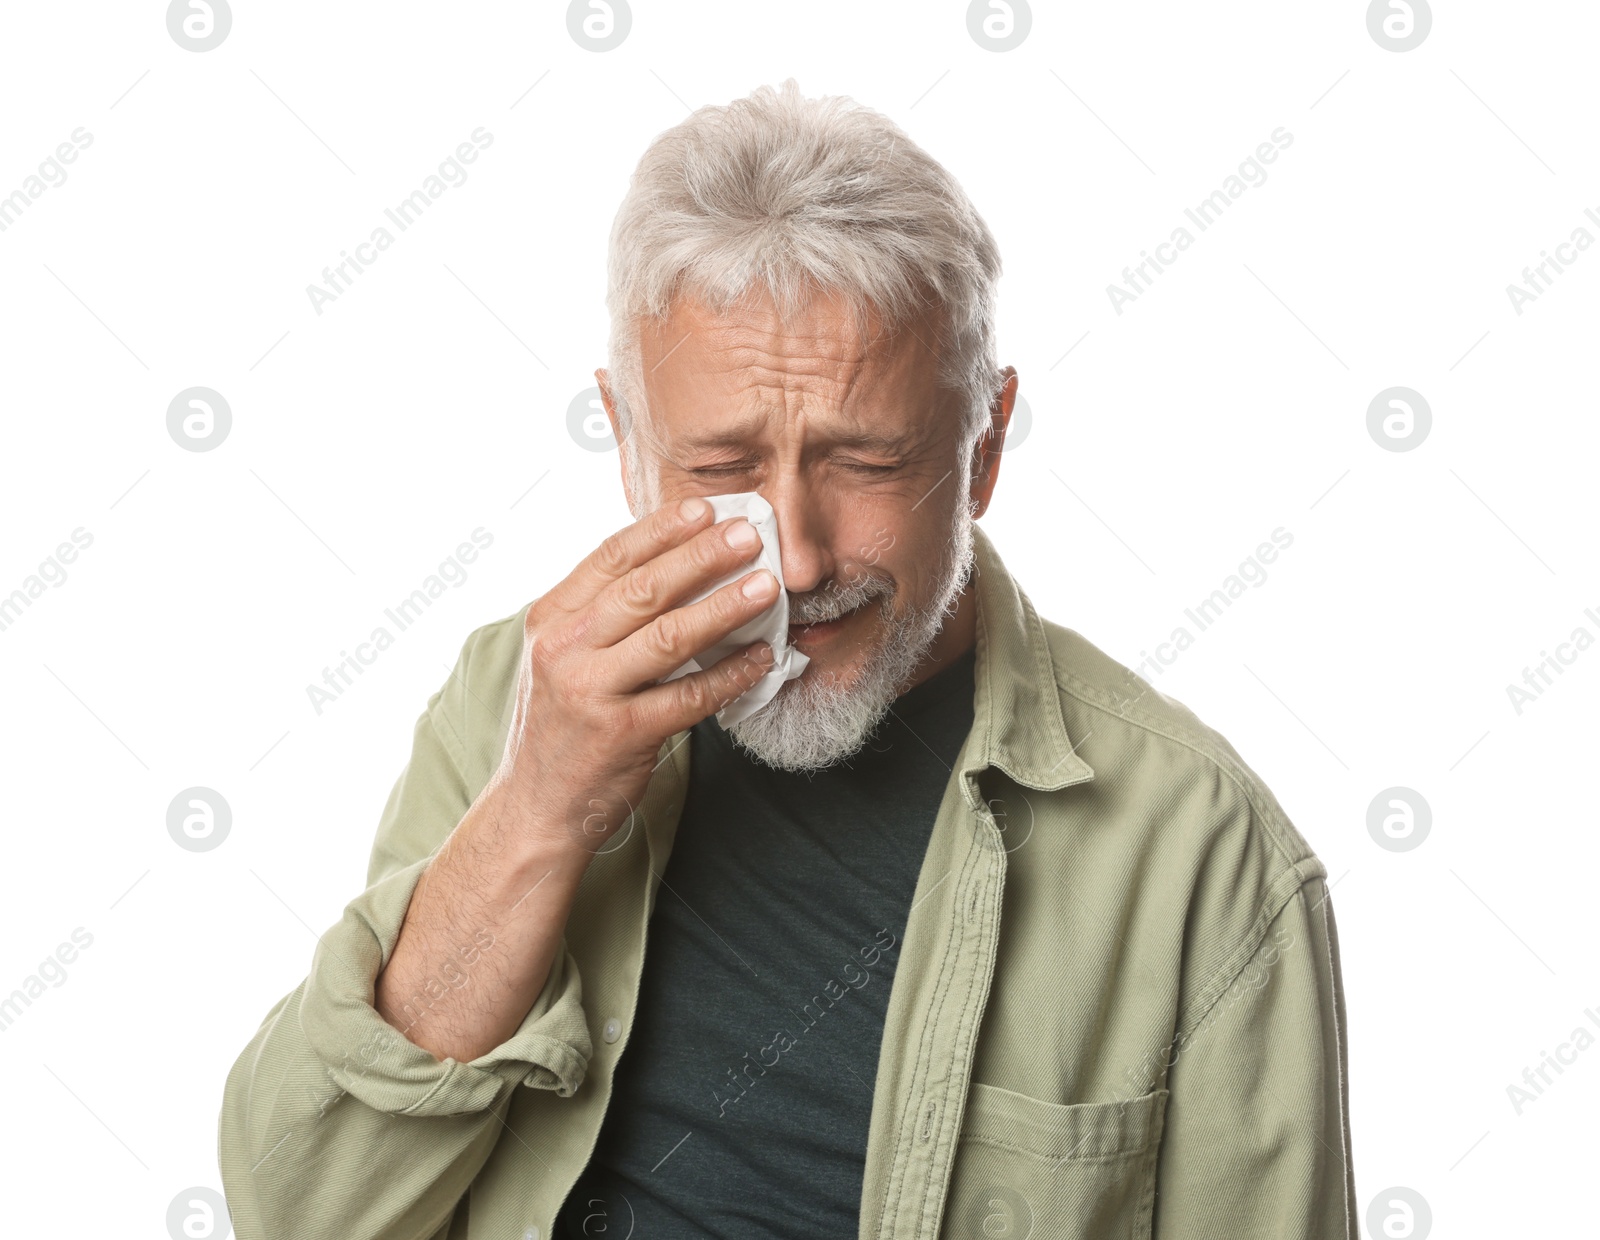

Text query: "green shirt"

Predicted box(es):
[218, 524, 1357, 1240]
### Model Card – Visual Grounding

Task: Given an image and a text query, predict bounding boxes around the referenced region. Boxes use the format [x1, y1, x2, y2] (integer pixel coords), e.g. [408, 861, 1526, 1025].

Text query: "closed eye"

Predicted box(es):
[686, 458, 897, 476]
[839, 460, 899, 475]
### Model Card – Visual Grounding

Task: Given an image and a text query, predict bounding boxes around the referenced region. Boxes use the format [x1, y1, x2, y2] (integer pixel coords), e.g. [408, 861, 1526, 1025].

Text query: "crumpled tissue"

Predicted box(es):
[661, 491, 810, 726]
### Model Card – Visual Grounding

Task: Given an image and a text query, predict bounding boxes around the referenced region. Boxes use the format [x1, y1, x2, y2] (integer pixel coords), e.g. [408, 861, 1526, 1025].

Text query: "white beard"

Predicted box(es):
[725, 504, 975, 773]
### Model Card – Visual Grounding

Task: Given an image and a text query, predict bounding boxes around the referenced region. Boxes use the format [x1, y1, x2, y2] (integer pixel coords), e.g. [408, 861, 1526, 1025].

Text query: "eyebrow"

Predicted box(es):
[674, 427, 916, 455]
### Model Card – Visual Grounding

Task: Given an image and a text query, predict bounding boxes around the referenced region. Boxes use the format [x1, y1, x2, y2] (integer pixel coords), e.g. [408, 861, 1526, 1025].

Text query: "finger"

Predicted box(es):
[600, 565, 779, 691]
[579, 514, 766, 650]
[542, 497, 715, 614]
[630, 640, 778, 735]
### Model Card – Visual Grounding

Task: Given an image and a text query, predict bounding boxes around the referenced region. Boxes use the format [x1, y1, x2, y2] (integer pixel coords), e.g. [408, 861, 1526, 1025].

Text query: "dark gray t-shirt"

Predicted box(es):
[555, 644, 976, 1238]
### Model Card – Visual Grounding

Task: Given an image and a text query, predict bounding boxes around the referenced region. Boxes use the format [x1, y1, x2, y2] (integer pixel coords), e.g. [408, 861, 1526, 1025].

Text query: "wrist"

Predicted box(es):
[469, 777, 600, 884]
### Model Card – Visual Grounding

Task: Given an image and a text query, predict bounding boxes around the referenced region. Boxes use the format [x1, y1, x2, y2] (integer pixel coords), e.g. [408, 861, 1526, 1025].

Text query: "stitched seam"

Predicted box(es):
[1013, 588, 1071, 782]
[918, 830, 1004, 1238]
[886, 824, 968, 1237]
[1174, 867, 1316, 1044]
[1053, 673, 1310, 877]
[1133, 1122, 1161, 1240]
[1052, 655, 1254, 758]
[959, 1136, 1152, 1163]
[1318, 884, 1354, 1240]
[974, 570, 1001, 785]
[878, 812, 977, 1239]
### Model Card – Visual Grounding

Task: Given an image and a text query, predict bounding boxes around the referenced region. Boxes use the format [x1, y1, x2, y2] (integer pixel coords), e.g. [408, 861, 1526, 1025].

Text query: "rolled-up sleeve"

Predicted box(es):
[218, 649, 593, 1240]
[1153, 874, 1357, 1239]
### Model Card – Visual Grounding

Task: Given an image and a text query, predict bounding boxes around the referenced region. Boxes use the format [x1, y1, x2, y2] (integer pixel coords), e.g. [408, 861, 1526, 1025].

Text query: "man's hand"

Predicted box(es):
[374, 497, 778, 1061]
[493, 494, 776, 853]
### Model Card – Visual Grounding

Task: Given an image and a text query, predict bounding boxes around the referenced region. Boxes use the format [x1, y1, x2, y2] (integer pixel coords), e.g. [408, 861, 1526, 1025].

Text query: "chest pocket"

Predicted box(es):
[942, 1083, 1169, 1240]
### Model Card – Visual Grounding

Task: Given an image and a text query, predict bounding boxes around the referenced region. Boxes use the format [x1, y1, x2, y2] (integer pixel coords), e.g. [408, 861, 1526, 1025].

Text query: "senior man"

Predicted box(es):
[219, 82, 1355, 1239]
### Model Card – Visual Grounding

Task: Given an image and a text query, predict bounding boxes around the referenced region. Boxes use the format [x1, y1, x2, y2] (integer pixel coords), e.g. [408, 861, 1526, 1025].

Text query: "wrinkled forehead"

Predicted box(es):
[636, 288, 950, 439]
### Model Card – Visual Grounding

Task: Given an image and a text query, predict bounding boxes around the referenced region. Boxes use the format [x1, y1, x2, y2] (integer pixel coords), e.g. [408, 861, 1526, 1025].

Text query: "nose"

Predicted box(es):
[761, 479, 832, 595]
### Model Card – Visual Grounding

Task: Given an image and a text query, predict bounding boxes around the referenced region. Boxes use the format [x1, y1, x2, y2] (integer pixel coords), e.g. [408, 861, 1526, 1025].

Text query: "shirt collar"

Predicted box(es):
[961, 523, 1095, 792]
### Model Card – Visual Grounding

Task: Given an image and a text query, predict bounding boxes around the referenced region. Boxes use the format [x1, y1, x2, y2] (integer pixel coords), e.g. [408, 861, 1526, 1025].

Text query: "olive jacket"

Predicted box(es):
[218, 523, 1356, 1239]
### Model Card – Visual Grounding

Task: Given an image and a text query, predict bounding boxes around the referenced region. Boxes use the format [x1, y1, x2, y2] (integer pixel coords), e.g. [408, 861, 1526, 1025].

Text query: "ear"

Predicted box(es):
[595, 367, 635, 513]
[967, 366, 1017, 520]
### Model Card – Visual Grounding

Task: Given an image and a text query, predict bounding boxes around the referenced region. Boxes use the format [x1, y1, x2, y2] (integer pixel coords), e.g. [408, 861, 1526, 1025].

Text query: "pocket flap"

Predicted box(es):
[961, 1082, 1169, 1162]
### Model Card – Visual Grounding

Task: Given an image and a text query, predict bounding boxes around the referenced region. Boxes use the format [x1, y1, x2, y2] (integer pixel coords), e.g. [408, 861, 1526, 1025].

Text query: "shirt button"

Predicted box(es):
[602, 1017, 621, 1044]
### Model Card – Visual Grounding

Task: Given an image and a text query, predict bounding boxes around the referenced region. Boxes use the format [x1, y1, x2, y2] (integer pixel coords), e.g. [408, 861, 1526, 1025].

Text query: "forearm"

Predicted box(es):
[220, 649, 601, 1238]
[375, 778, 590, 1064]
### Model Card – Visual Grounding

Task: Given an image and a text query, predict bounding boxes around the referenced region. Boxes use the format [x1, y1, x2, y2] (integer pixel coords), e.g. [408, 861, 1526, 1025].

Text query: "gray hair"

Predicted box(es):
[604, 80, 1003, 473]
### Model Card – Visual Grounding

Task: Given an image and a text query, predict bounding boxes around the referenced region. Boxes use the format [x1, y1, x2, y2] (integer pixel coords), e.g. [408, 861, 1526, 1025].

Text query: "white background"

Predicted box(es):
[1, 1, 1594, 1236]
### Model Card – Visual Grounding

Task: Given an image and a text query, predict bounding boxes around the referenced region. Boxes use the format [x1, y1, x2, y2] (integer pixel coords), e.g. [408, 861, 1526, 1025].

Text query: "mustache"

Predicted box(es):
[787, 570, 893, 624]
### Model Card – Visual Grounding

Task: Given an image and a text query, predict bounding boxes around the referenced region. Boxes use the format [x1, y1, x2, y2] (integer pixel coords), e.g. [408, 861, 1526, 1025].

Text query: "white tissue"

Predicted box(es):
[661, 492, 810, 726]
